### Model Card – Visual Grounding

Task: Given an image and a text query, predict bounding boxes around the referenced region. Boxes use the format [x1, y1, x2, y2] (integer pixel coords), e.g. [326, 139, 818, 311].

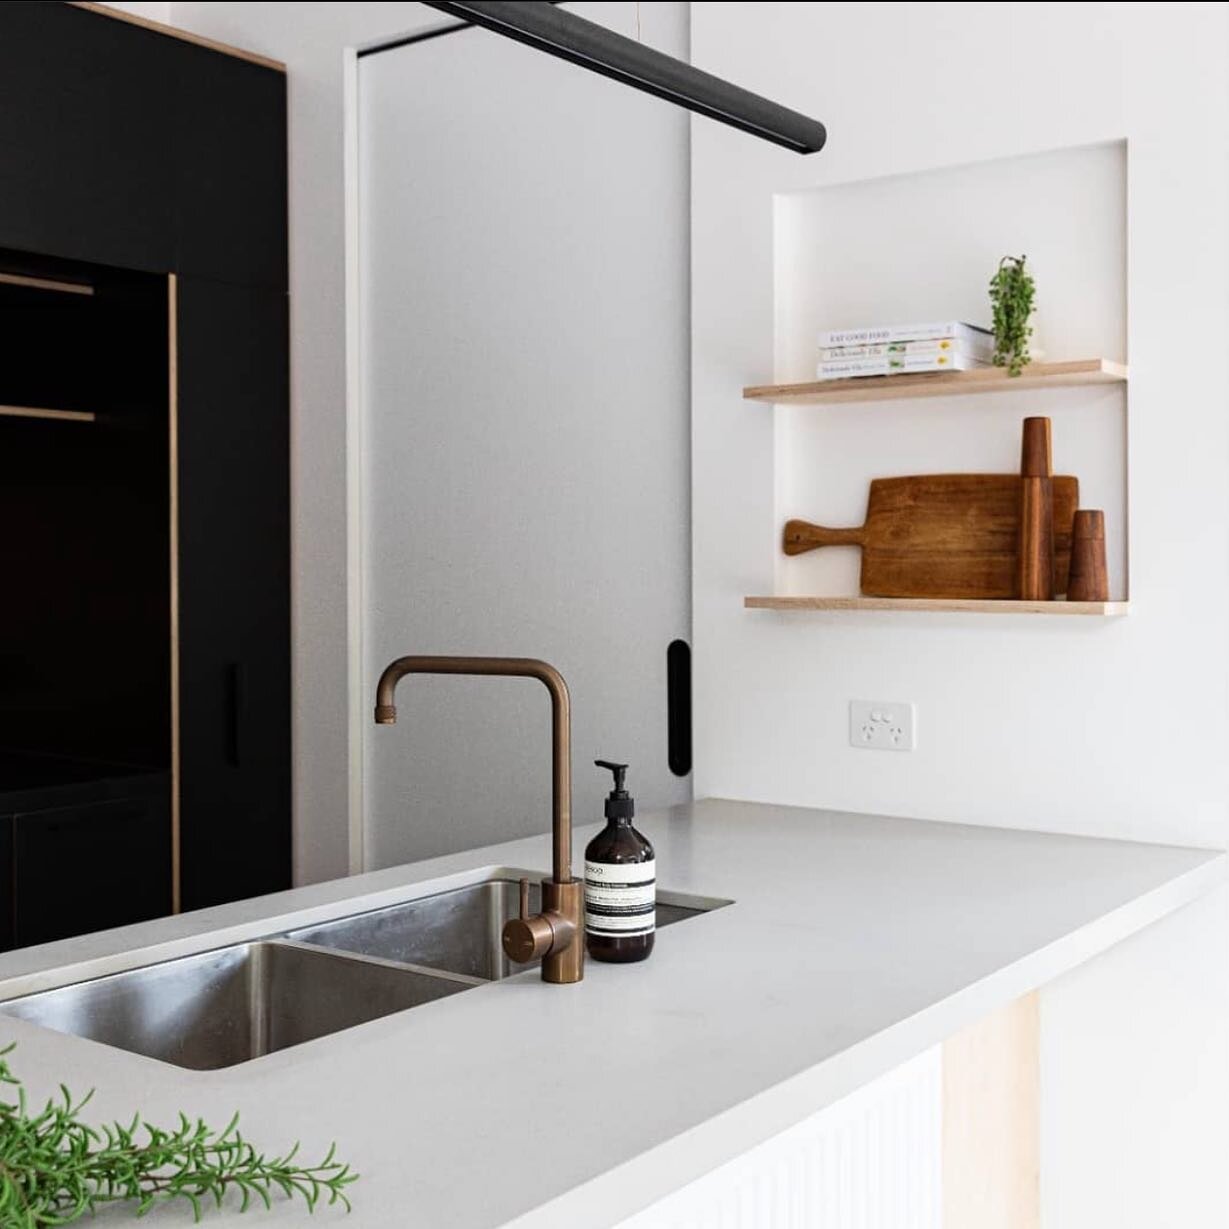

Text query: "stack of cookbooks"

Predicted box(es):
[816, 321, 994, 380]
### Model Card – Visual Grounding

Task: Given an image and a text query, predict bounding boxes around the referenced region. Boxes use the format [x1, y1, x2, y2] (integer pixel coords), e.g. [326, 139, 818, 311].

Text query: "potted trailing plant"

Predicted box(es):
[989, 254, 1036, 376]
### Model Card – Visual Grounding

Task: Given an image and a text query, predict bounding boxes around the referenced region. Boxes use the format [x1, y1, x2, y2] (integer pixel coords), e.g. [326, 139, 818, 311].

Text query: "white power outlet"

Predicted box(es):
[849, 700, 916, 751]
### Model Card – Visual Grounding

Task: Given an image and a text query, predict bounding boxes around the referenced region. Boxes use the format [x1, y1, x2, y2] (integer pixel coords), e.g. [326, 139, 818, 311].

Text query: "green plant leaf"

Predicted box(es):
[0, 1045, 357, 1225]
[989, 254, 1036, 376]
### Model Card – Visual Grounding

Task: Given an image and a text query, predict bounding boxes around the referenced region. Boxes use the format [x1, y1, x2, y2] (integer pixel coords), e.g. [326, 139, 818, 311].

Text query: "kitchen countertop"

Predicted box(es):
[0, 799, 1223, 1227]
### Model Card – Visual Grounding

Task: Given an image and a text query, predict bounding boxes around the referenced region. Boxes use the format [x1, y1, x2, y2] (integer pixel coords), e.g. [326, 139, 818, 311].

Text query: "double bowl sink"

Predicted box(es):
[0, 874, 725, 1070]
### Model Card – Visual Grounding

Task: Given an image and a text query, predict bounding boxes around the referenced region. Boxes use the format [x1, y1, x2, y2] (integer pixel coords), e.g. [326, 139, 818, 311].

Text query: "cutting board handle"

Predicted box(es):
[783, 519, 867, 556]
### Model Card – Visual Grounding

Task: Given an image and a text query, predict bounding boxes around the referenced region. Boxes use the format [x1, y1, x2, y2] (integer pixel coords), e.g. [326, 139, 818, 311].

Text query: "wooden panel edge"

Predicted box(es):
[0, 271, 93, 296]
[168, 274, 182, 916]
[70, 2, 287, 73]
[942, 991, 1040, 1229]
[0, 406, 95, 423]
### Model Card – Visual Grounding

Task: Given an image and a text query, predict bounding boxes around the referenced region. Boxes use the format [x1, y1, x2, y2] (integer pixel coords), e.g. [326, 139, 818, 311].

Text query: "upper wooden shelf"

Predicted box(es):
[743, 359, 1127, 405]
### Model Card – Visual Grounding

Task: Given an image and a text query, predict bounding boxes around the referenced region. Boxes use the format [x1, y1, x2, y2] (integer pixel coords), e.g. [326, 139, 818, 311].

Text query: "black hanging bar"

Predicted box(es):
[420, 1, 827, 155]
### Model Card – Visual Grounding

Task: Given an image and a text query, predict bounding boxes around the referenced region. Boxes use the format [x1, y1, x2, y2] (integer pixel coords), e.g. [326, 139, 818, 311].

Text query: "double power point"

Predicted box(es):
[850, 700, 917, 752]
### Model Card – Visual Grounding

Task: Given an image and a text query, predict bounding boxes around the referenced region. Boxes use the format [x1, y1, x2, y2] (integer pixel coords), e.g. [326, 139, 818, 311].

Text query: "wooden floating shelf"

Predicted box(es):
[745, 596, 1129, 617]
[743, 359, 1127, 405]
[0, 405, 96, 423]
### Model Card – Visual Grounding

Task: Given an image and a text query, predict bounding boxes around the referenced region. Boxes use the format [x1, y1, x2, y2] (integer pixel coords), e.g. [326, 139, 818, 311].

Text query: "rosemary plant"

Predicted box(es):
[988, 253, 1036, 376]
[0, 1044, 357, 1225]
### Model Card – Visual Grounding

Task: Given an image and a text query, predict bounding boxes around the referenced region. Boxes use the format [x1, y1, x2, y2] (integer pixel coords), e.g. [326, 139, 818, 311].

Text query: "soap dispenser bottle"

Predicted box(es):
[585, 759, 655, 963]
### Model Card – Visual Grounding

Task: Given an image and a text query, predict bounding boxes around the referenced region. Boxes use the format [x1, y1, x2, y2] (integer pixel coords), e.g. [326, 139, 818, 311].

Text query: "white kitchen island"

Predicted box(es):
[0, 799, 1222, 1227]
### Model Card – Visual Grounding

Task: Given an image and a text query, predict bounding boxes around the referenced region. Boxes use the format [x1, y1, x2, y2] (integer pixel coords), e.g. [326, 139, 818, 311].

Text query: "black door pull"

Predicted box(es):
[666, 640, 691, 777]
[225, 662, 246, 767]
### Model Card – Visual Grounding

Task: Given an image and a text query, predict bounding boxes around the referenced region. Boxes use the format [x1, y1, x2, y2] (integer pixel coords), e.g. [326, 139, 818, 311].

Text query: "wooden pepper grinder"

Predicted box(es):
[1018, 416, 1054, 600]
[1067, 510, 1109, 601]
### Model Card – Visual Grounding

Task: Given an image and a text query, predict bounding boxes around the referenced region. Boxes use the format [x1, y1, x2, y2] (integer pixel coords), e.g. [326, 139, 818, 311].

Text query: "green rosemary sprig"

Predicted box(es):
[988, 253, 1036, 376]
[0, 1043, 357, 1225]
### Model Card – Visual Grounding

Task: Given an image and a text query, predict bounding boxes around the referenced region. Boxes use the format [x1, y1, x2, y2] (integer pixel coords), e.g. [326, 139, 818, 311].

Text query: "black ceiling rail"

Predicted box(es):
[410, 1, 826, 155]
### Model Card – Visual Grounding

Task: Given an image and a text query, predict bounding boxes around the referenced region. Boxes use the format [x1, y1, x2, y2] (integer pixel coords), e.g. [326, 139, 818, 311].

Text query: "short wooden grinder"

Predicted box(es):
[1067, 509, 1109, 602]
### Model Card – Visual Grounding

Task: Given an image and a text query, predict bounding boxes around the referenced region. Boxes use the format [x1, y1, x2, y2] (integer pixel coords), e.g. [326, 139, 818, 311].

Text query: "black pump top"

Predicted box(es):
[595, 759, 635, 821]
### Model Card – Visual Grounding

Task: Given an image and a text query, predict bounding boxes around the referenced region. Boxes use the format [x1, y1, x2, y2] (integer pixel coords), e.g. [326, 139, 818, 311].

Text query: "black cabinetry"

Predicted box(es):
[178, 279, 291, 908]
[3, 768, 171, 948]
[173, 46, 288, 289]
[0, 3, 290, 946]
[0, 261, 170, 768]
[0, 3, 176, 274]
[0, 818, 11, 951]
[0, 3, 287, 289]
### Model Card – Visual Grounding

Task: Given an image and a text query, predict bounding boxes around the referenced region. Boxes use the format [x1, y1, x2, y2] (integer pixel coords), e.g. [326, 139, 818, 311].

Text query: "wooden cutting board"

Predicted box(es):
[783, 474, 1079, 599]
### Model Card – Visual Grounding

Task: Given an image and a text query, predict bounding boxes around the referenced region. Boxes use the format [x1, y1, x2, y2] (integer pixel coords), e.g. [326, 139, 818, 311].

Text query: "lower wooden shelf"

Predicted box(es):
[745, 596, 1129, 616]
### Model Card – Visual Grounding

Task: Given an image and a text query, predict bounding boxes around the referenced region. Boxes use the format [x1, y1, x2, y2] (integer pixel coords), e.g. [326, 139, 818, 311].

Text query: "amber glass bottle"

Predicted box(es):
[585, 760, 655, 963]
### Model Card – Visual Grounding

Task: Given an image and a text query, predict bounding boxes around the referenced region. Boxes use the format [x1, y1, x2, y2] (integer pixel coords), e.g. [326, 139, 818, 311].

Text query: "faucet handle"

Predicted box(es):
[502, 878, 555, 965]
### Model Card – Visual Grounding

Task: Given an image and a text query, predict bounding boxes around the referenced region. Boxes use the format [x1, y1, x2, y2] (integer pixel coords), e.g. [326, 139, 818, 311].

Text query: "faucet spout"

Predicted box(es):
[373, 655, 582, 983]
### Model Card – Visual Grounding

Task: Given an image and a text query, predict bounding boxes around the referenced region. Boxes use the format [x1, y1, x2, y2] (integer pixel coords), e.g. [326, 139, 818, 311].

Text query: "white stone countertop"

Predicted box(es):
[0, 799, 1223, 1227]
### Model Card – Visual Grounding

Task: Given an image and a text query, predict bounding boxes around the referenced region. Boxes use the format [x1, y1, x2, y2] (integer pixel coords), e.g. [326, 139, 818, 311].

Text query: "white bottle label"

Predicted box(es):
[584, 859, 655, 938]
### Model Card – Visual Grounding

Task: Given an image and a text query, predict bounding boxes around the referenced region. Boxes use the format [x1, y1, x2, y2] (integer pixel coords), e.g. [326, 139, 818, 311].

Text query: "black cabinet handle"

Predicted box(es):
[667, 640, 691, 777]
[225, 663, 246, 767]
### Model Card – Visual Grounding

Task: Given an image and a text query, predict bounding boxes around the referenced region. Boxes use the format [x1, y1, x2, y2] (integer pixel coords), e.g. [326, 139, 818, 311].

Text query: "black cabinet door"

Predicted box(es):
[12, 795, 171, 948]
[0, 816, 12, 951]
[177, 277, 291, 910]
[0, 5, 286, 289]
[173, 43, 288, 290]
[0, 3, 176, 273]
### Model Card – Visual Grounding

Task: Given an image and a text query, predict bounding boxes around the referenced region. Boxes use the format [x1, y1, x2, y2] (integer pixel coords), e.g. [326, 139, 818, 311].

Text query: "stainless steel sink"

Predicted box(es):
[0, 872, 728, 1070]
[0, 940, 480, 1070]
[288, 876, 723, 980]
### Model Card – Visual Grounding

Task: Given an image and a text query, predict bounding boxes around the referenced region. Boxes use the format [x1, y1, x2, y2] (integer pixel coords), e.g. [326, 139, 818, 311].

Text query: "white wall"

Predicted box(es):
[690, 1, 1229, 1224]
[356, 4, 691, 869]
[692, 1, 1229, 849]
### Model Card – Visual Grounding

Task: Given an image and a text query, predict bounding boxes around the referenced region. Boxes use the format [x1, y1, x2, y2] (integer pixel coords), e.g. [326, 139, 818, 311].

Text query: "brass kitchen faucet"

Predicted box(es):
[374, 656, 583, 984]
